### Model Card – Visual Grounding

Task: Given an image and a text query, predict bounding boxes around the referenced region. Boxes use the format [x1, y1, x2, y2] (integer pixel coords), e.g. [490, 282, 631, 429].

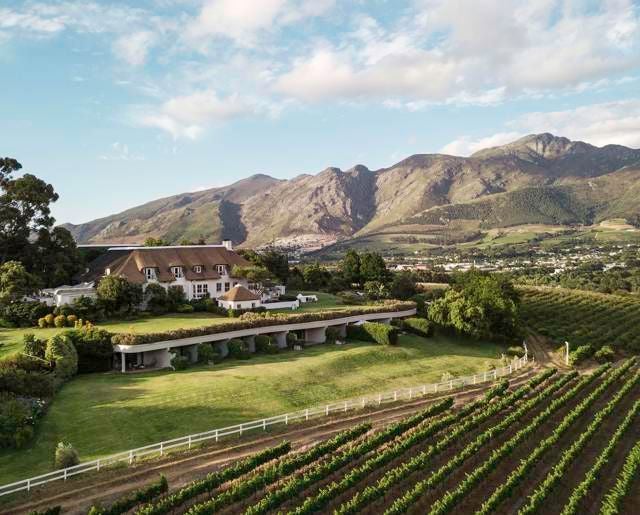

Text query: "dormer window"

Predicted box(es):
[193, 265, 202, 273]
[171, 266, 183, 278]
[216, 264, 226, 275]
[144, 268, 156, 280]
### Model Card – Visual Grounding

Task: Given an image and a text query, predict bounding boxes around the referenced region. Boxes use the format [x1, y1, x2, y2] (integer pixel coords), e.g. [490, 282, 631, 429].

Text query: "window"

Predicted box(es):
[193, 283, 209, 299]
[225, 282, 230, 291]
[144, 268, 156, 280]
[251, 302, 256, 308]
[216, 282, 222, 292]
[171, 266, 183, 278]
[216, 264, 226, 275]
[193, 265, 202, 273]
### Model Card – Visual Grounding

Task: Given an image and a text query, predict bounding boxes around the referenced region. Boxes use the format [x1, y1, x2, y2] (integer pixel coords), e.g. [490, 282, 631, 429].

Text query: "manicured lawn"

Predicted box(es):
[286, 291, 349, 312]
[0, 313, 228, 358]
[0, 333, 503, 484]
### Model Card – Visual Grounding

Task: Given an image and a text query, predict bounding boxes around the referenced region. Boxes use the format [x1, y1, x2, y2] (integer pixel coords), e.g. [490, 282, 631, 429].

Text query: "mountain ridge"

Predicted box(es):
[64, 134, 640, 249]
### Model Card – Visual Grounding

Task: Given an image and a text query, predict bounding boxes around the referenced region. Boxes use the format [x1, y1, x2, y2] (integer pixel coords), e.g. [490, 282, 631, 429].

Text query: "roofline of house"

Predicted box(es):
[107, 244, 231, 251]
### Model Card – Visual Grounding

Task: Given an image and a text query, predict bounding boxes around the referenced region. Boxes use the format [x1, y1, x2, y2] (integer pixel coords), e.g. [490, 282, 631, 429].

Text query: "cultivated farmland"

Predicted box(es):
[52, 359, 639, 514]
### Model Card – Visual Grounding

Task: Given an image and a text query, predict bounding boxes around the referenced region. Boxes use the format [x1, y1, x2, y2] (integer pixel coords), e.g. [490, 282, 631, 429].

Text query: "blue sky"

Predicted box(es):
[1, 0, 639, 225]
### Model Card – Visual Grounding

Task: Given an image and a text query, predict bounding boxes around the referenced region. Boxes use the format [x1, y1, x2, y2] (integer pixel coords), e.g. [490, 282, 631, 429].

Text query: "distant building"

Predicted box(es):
[38, 283, 97, 307]
[217, 285, 262, 310]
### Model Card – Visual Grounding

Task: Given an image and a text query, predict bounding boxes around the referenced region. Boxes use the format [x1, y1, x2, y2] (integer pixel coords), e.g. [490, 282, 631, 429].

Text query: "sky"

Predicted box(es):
[1, 0, 640, 225]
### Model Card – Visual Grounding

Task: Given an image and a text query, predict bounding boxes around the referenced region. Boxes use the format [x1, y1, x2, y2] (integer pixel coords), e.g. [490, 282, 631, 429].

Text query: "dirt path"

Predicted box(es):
[3, 368, 538, 515]
[526, 332, 569, 370]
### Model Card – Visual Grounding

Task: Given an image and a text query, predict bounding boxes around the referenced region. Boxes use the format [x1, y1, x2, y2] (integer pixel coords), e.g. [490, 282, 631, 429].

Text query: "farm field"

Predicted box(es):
[520, 286, 640, 352]
[56, 359, 640, 515]
[0, 333, 504, 485]
[0, 291, 350, 358]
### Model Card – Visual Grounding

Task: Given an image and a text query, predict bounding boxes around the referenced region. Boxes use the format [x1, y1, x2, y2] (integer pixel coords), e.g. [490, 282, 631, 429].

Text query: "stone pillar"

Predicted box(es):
[136, 352, 143, 365]
[121, 352, 126, 373]
[215, 340, 229, 358]
[184, 344, 199, 363]
[304, 326, 327, 345]
[244, 335, 256, 353]
[271, 331, 288, 349]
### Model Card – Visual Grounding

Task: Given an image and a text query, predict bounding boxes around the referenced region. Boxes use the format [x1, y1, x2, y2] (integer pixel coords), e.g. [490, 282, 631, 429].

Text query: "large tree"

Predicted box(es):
[0, 261, 40, 306]
[0, 157, 82, 285]
[340, 250, 361, 285]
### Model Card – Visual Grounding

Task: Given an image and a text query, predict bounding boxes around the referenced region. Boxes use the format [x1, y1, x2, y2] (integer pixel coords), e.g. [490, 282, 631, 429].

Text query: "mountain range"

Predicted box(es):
[65, 133, 640, 251]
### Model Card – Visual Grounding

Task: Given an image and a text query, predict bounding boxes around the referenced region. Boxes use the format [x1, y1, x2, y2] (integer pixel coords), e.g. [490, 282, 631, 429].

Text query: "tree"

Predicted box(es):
[45, 334, 78, 382]
[364, 280, 388, 300]
[96, 276, 142, 314]
[167, 285, 186, 308]
[428, 270, 520, 341]
[390, 272, 417, 300]
[144, 283, 168, 313]
[0, 261, 40, 306]
[341, 250, 361, 285]
[303, 263, 331, 290]
[360, 252, 389, 283]
[0, 158, 82, 285]
[231, 265, 272, 284]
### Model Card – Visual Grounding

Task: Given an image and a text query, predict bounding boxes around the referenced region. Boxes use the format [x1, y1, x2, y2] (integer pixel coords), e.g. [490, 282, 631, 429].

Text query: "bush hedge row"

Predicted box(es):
[112, 301, 415, 346]
[346, 322, 398, 346]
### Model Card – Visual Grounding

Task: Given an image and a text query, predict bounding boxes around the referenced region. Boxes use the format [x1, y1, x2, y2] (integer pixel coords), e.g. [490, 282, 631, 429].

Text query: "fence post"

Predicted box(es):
[484, 371, 487, 382]
[305, 408, 309, 421]
[263, 419, 266, 430]
[188, 436, 192, 449]
[97, 459, 100, 472]
[27, 479, 30, 492]
[378, 393, 382, 405]
[215, 429, 219, 442]
[449, 379, 453, 390]
[509, 364, 512, 374]
[326, 405, 329, 416]
[344, 401, 347, 412]
[473, 375, 477, 385]
[434, 383, 438, 393]
[129, 450, 133, 465]
[240, 424, 243, 436]
[422, 385, 426, 395]
[394, 391, 397, 401]
[409, 388, 412, 400]
[362, 397, 366, 408]
[285, 414, 289, 425]
[160, 442, 163, 456]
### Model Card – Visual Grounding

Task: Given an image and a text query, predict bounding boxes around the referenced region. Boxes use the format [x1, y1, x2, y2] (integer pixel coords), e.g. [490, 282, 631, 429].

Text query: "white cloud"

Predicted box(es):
[187, 0, 335, 46]
[442, 99, 640, 156]
[440, 132, 523, 156]
[133, 90, 267, 139]
[113, 31, 156, 66]
[275, 0, 640, 105]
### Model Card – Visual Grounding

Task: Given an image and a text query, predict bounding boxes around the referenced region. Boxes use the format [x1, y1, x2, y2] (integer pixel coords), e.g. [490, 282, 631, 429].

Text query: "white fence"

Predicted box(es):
[0, 355, 530, 498]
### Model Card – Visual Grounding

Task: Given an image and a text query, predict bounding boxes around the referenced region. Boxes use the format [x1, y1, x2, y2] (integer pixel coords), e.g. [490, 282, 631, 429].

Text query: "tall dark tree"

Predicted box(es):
[360, 252, 390, 283]
[341, 249, 361, 285]
[0, 157, 82, 285]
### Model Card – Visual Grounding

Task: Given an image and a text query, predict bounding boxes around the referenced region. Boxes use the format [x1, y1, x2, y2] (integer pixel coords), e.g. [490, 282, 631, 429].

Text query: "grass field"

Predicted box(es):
[0, 333, 504, 484]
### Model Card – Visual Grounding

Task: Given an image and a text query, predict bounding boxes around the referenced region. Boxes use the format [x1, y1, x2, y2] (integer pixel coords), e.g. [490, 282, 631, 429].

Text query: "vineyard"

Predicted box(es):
[519, 286, 640, 351]
[69, 359, 640, 515]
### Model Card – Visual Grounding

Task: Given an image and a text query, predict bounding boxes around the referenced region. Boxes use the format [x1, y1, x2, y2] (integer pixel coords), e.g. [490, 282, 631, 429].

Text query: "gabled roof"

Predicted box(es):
[78, 245, 251, 284]
[219, 285, 260, 302]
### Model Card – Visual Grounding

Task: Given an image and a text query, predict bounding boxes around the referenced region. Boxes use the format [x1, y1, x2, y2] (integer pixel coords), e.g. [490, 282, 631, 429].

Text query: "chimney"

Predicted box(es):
[222, 239, 233, 251]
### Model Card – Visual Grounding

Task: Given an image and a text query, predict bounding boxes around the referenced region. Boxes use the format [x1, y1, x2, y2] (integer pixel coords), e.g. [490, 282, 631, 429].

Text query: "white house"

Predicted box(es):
[217, 285, 262, 310]
[76, 242, 253, 302]
[38, 282, 97, 307]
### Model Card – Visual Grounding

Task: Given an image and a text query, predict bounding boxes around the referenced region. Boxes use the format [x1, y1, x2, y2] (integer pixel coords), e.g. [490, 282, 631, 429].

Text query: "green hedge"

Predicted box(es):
[346, 322, 398, 345]
[402, 317, 433, 338]
[111, 301, 415, 346]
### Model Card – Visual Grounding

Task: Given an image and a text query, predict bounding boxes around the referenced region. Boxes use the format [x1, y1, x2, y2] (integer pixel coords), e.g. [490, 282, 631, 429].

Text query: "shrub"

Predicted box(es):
[347, 322, 398, 345]
[167, 286, 186, 311]
[176, 304, 194, 313]
[65, 327, 114, 373]
[506, 346, 526, 358]
[171, 355, 189, 370]
[38, 317, 47, 329]
[286, 332, 298, 347]
[45, 334, 78, 383]
[402, 317, 433, 338]
[325, 327, 341, 344]
[255, 335, 273, 353]
[594, 345, 615, 363]
[54, 442, 79, 469]
[23, 333, 47, 358]
[228, 338, 250, 359]
[145, 284, 168, 314]
[197, 343, 216, 364]
[0, 301, 49, 327]
[44, 313, 55, 327]
[53, 315, 66, 328]
[66, 314, 78, 327]
[570, 344, 595, 366]
[0, 392, 35, 449]
[0, 363, 54, 398]
[28, 507, 61, 515]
